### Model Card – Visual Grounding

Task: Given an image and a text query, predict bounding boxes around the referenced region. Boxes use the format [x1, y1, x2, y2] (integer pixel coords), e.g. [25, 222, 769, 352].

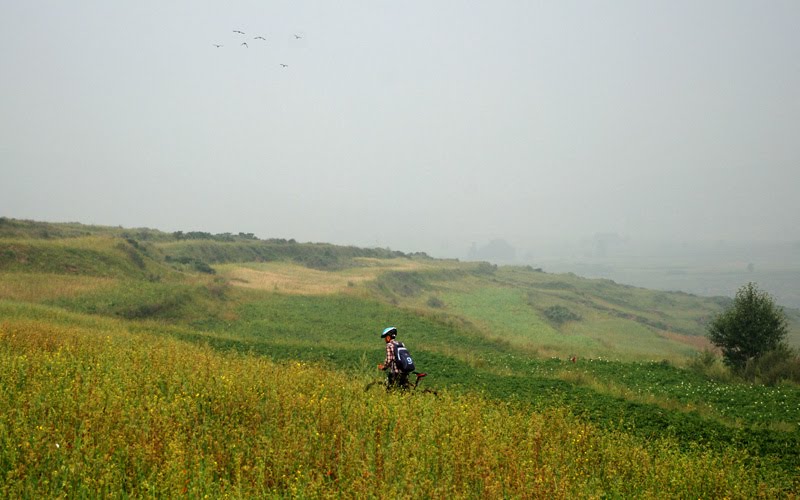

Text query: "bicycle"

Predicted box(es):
[364, 371, 437, 395]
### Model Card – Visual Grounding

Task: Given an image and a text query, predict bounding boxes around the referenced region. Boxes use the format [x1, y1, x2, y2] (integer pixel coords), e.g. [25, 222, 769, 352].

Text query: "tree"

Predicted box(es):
[707, 282, 789, 371]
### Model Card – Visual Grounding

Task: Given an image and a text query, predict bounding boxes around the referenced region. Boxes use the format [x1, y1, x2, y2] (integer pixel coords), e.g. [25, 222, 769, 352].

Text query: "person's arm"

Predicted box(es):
[379, 342, 394, 370]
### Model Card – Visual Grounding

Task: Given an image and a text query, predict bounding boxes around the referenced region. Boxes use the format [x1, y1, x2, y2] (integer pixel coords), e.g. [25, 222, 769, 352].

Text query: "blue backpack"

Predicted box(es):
[394, 342, 416, 373]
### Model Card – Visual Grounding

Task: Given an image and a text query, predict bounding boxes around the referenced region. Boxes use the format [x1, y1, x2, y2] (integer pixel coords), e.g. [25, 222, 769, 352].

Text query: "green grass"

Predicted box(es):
[156, 238, 422, 271]
[1, 311, 794, 497]
[439, 285, 564, 350]
[47, 280, 220, 321]
[129, 290, 799, 477]
[0, 236, 171, 281]
[0, 272, 116, 303]
[377, 266, 722, 362]
[2, 219, 800, 495]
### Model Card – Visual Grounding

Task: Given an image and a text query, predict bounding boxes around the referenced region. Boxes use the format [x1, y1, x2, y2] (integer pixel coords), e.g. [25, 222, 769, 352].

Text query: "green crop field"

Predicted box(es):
[1, 218, 799, 497]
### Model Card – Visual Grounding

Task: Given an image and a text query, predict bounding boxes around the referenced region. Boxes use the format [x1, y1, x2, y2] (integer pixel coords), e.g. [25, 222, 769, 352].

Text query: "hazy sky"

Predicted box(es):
[1, 1, 798, 257]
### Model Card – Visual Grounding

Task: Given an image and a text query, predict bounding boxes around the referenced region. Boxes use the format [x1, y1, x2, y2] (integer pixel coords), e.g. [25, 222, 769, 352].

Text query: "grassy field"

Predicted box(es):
[0, 309, 792, 498]
[214, 257, 443, 296]
[1, 218, 799, 496]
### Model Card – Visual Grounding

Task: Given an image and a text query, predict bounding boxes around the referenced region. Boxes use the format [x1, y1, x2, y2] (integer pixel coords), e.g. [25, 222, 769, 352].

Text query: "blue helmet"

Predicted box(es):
[381, 326, 397, 339]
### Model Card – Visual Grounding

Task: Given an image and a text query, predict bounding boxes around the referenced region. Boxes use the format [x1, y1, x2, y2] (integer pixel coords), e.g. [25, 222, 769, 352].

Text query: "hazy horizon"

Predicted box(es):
[2, 1, 799, 260]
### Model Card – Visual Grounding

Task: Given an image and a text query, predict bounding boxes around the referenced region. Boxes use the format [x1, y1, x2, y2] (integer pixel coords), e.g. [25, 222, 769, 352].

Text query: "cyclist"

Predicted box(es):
[377, 326, 409, 390]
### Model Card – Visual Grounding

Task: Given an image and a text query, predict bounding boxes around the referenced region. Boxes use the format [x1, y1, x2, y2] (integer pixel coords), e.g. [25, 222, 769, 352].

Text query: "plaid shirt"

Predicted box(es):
[382, 340, 401, 374]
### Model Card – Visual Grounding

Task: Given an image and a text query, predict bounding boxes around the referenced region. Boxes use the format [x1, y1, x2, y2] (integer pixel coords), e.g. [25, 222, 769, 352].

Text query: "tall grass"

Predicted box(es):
[2, 226, 799, 495]
[0, 272, 115, 302]
[0, 317, 793, 497]
[0, 236, 170, 280]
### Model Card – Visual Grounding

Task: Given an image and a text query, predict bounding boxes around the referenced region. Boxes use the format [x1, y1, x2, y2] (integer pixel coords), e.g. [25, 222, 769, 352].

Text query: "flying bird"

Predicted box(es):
[212, 44, 223, 48]
[233, 30, 245, 35]
[254, 36, 266, 41]
[241, 42, 248, 48]
[294, 34, 302, 39]
[280, 63, 288, 68]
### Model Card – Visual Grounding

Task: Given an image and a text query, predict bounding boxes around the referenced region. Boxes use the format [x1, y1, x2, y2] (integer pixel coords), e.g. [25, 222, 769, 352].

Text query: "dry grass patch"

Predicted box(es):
[0, 272, 116, 302]
[217, 258, 435, 295]
[660, 331, 715, 351]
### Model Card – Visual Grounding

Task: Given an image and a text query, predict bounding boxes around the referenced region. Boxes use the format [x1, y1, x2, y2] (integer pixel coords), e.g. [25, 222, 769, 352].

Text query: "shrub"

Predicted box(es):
[543, 305, 581, 324]
[707, 283, 789, 372]
[686, 350, 734, 382]
[192, 260, 215, 274]
[687, 349, 717, 372]
[742, 346, 800, 385]
[426, 296, 445, 308]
